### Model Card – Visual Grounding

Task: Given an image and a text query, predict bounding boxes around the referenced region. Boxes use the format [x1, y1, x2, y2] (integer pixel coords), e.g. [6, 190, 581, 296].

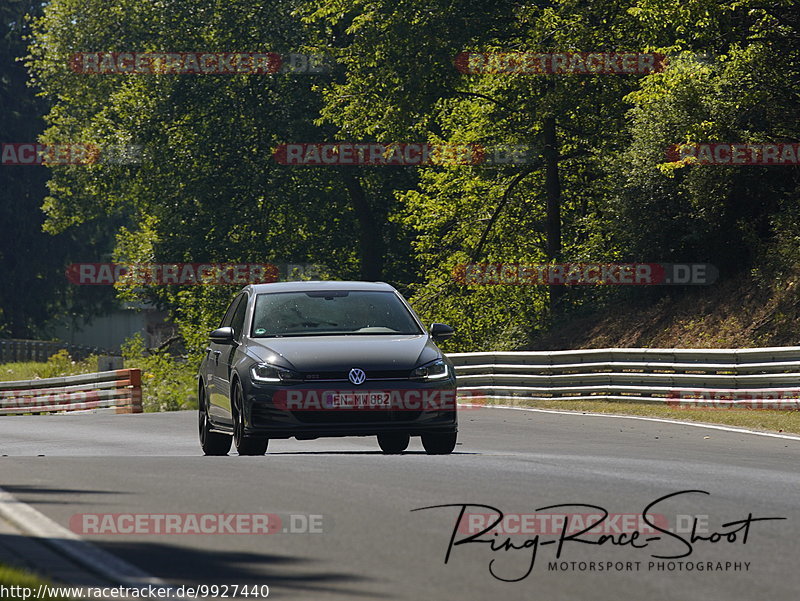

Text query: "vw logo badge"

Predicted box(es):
[348, 368, 366, 385]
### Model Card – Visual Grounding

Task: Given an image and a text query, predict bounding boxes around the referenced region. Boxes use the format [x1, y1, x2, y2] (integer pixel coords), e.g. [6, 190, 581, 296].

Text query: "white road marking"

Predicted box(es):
[0, 485, 166, 587]
[458, 403, 800, 441]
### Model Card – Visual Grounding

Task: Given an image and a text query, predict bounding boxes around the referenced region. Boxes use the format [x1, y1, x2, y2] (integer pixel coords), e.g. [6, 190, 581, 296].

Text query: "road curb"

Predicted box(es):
[0, 485, 167, 588]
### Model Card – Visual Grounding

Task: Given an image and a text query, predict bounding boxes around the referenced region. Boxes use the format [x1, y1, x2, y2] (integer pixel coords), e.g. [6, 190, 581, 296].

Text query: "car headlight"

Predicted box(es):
[412, 359, 450, 381]
[250, 363, 301, 384]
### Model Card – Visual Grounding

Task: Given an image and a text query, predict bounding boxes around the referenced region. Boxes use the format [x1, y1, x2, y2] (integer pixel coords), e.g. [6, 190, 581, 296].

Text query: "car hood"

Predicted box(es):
[245, 334, 439, 372]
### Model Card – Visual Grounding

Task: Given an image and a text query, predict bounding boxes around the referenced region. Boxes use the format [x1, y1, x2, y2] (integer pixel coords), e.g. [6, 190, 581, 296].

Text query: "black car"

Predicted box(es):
[198, 281, 458, 456]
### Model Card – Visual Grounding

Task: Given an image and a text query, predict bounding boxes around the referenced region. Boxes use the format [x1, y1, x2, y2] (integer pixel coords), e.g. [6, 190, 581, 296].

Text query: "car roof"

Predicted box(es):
[247, 280, 397, 294]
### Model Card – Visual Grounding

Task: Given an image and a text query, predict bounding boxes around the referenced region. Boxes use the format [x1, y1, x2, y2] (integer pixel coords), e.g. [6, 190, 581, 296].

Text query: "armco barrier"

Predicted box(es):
[448, 347, 800, 409]
[0, 369, 142, 415]
[0, 339, 113, 363]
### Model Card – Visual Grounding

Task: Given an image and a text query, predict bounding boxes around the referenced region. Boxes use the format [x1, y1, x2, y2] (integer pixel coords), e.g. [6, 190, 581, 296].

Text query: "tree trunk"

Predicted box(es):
[543, 115, 563, 311]
[341, 171, 383, 280]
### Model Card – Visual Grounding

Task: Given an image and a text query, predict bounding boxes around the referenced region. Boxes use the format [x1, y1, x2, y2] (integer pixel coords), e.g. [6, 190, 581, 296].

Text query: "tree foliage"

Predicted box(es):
[11, 0, 800, 352]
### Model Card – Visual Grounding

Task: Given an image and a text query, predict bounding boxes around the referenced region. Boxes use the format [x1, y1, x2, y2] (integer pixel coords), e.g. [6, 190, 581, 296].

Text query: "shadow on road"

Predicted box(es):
[0, 532, 387, 597]
[0, 483, 130, 505]
[96, 539, 387, 598]
[0, 533, 109, 586]
[263, 451, 480, 456]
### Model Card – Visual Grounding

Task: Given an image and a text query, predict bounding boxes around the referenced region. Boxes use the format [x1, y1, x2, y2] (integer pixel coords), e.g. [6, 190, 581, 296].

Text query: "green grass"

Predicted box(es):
[0, 564, 74, 599]
[0, 348, 197, 413]
[0, 351, 97, 382]
[476, 398, 800, 435]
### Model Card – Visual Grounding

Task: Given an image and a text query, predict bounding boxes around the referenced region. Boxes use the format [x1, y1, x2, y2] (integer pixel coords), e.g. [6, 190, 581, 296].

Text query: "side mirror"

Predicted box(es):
[209, 326, 235, 344]
[430, 323, 454, 342]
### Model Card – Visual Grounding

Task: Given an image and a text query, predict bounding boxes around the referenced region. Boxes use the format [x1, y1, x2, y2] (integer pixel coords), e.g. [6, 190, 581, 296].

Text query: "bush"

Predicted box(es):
[121, 334, 197, 412]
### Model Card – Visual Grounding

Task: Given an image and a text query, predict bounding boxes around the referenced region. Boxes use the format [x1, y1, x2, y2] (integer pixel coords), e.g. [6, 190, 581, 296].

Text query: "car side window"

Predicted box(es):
[230, 294, 249, 341]
[219, 295, 243, 328]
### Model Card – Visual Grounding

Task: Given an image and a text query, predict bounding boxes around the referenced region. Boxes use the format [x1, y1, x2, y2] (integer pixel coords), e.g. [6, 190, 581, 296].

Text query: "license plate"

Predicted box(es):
[326, 392, 390, 409]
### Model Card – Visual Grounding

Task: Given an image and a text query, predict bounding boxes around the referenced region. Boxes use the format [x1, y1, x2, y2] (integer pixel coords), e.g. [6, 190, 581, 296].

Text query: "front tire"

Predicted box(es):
[378, 432, 409, 454]
[421, 432, 457, 455]
[199, 386, 231, 456]
[232, 382, 268, 456]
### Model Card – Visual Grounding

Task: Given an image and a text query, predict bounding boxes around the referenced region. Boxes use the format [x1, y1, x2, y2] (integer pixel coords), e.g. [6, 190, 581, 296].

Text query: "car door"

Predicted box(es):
[207, 293, 245, 423]
[216, 292, 249, 421]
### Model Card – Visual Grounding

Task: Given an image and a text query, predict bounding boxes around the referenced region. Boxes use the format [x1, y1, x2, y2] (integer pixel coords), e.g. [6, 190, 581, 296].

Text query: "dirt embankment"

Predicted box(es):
[531, 271, 800, 350]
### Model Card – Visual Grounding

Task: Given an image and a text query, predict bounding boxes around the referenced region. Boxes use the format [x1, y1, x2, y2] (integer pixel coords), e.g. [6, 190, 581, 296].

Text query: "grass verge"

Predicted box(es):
[477, 399, 800, 435]
[0, 351, 97, 382]
[0, 564, 73, 599]
[0, 341, 197, 413]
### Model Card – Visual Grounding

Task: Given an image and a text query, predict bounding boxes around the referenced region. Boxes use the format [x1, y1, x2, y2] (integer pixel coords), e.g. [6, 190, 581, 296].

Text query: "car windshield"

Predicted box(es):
[251, 290, 423, 337]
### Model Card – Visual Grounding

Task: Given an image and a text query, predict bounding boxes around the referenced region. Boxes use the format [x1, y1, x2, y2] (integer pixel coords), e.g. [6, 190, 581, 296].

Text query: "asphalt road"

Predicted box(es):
[1, 408, 799, 600]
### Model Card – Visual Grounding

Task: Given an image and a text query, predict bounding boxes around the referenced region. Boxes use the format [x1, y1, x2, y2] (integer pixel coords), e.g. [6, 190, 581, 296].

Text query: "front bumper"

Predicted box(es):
[240, 379, 458, 439]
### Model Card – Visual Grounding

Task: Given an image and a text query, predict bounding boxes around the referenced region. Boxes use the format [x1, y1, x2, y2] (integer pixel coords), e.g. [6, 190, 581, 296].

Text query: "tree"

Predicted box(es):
[0, 0, 116, 339]
[27, 0, 420, 351]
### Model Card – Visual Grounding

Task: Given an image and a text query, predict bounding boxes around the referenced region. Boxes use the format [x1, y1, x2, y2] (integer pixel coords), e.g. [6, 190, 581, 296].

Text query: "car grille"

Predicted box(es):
[301, 369, 411, 382]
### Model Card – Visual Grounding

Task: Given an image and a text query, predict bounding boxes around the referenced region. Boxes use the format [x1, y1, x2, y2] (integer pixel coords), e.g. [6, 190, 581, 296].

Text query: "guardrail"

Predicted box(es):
[0, 369, 143, 415]
[448, 347, 800, 409]
[0, 339, 114, 363]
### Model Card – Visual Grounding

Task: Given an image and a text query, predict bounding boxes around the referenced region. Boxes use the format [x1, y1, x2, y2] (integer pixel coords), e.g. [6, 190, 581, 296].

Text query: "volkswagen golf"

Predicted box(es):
[197, 281, 458, 455]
